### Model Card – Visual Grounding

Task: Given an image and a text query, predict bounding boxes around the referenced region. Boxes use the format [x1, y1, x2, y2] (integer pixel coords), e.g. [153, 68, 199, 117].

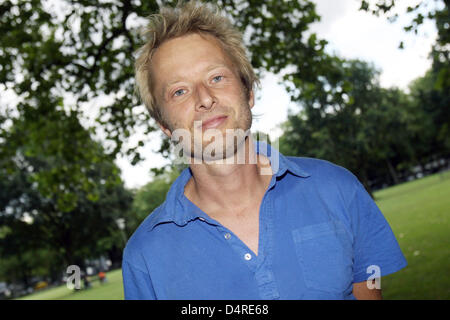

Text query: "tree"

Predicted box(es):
[278, 0, 449, 195]
[0, 0, 329, 169]
[127, 170, 178, 235]
[358, 0, 449, 106]
[408, 69, 450, 167]
[360, 0, 449, 168]
[361, 87, 417, 185]
[279, 59, 416, 195]
[0, 105, 133, 285]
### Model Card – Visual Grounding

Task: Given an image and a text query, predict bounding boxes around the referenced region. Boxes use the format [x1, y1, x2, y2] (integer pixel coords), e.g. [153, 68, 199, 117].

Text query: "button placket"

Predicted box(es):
[255, 190, 280, 299]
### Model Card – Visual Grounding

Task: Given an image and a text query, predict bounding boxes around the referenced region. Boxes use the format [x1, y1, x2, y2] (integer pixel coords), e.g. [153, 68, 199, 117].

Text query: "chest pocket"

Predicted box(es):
[292, 220, 353, 293]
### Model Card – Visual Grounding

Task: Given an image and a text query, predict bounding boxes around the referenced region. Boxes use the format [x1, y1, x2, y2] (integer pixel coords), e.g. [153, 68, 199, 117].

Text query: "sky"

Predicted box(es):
[116, 0, 438, 189]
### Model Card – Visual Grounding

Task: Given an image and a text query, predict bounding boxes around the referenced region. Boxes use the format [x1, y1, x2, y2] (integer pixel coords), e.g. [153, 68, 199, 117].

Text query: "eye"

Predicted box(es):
[212, 75, 223, 83]
[173, 89, 186, 97]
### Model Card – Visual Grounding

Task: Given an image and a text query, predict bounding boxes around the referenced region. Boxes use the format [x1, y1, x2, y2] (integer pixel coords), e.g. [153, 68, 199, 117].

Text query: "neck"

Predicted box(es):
[184, 137, 272, 217]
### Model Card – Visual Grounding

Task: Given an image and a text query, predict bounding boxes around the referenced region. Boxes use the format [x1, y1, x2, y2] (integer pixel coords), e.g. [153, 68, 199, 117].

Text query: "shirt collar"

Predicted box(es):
[146, 140, 310, 230]
[255, 140, 310, 179]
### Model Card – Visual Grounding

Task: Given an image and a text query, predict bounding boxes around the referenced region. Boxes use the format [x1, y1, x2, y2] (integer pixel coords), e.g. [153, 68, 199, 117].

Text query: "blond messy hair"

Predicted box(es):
[134, 0, 259, 125]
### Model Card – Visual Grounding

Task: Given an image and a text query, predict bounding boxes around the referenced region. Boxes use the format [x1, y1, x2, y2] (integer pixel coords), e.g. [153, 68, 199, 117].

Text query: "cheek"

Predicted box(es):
[158, 105, 180, 132]
[163, 104, 195, 131]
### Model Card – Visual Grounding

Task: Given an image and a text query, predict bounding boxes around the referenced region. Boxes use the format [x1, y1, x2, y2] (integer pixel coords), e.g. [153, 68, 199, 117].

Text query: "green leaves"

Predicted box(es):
[1, 0, 148, 161]
[0, 0, 335, 167]
[280, 58, 415, 194]
[128, 170, 178, 234]
[0, 103, 133, 273]
[2, 104, 115, 213]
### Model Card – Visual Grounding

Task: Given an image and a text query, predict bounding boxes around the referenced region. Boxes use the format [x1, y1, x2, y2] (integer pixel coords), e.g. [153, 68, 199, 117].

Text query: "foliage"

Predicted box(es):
[359, 0, 449, 91]
[280, 59, 405, 193]
[279, 1, 449, 194]
[0, 0, 327, 163]
[0, 106, 133, 284]
[127, 170, 179, 235]
[359, 0, 449, 177]
[408, 70, 450, 163]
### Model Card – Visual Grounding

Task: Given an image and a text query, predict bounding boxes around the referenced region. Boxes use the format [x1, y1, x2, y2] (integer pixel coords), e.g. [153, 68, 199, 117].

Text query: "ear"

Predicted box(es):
[158, 122, 172, 138]
[248, 89, 255, 109]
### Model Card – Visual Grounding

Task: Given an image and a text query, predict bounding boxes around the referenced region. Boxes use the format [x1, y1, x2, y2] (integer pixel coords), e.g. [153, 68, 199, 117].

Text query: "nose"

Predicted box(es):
[194, 83, 215, 112]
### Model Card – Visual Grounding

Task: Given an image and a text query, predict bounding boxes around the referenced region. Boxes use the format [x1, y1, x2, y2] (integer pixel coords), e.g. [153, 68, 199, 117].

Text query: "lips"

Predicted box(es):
[199, 115, 228, 130]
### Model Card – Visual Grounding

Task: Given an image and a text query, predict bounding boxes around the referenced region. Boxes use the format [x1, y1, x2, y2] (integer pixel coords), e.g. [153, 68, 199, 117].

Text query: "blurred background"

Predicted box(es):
[0, 0, 448, 300]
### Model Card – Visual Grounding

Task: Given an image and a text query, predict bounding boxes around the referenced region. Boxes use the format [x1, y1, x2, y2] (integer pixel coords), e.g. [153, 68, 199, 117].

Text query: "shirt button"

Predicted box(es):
[244, 253, 252, 261]
[224, 233, 231, 240]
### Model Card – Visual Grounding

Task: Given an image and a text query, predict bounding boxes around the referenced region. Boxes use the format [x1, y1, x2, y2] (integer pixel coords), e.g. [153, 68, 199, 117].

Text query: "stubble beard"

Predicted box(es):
[166, 102, 253, 164]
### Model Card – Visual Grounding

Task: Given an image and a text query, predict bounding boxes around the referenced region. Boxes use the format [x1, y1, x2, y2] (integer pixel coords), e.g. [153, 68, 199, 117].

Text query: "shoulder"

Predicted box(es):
[285, 156, 362, 207]
[122, 204, 167, 268]
[287, 156, 358, 185]
[123, 169, 192, 269]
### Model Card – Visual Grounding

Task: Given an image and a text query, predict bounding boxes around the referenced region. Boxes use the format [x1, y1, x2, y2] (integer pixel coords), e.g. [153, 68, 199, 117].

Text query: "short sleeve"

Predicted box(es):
[349, 180, 408, 283]
[122, 260, 157, 300]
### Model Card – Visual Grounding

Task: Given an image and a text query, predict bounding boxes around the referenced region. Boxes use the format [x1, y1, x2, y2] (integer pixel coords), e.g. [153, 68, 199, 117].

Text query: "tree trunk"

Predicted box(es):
[386, 158, 400, 185]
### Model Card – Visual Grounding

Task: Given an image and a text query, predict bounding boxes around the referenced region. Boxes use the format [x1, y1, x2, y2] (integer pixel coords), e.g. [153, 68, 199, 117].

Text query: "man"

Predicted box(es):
[122, 1, 407, 300]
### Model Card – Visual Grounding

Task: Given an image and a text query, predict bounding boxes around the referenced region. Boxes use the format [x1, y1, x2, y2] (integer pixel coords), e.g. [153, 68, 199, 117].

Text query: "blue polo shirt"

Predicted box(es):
[122, 141, 407, 300]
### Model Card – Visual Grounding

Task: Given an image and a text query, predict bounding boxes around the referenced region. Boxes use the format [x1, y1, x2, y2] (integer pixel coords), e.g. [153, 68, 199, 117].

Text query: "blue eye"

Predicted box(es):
[173, 89, 186, 97]
[212, 75, 223, 83]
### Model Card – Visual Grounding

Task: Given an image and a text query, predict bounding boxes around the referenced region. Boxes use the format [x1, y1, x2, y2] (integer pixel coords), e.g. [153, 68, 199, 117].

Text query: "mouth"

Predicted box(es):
[198, 115, 228, 131]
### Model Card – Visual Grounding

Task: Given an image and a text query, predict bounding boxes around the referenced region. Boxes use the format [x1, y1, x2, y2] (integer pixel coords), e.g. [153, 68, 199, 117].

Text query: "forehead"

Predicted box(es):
[150, 33, 236, 87]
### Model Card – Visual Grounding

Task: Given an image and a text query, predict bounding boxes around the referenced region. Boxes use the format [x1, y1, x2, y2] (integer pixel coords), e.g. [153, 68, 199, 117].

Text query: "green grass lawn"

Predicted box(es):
[17, 268, 124, 300]
[16, 170, 450, 300]
[374, 170, 450, 300]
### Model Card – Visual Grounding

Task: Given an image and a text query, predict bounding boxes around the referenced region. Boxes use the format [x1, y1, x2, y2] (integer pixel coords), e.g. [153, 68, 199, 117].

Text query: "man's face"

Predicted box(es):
[151, 32, 254, 162]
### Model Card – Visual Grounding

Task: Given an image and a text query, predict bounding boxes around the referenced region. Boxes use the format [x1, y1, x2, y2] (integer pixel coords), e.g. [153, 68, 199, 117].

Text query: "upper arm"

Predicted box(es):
[352, 280, 382, 300]
[122, 260, 157, 300]
[349, 179, 407, 286]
